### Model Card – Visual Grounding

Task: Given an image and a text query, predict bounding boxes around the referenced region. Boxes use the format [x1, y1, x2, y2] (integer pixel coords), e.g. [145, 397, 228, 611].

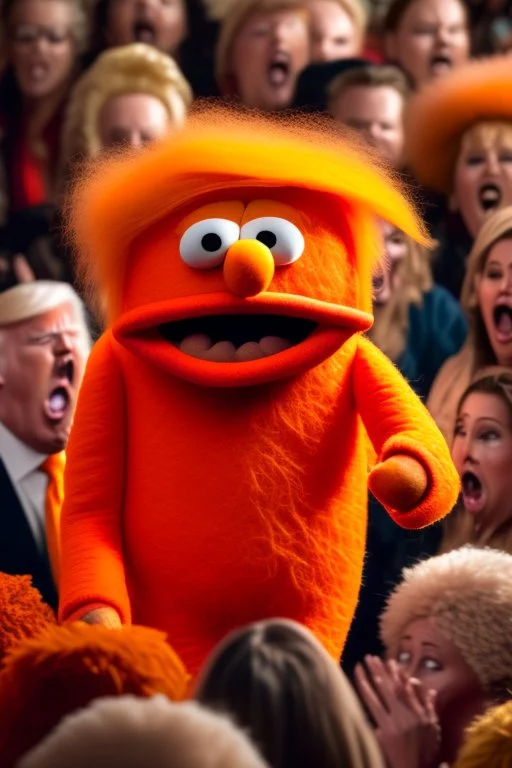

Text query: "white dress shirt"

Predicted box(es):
[0, 422, 48, 553]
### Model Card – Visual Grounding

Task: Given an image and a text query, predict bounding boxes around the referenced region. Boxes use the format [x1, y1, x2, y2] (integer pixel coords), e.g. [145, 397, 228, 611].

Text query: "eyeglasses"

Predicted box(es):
[9, 24, 71, 46]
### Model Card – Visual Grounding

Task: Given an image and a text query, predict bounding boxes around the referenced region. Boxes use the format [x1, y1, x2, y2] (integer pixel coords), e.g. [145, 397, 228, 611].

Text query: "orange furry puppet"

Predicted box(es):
[59, 108, 459, 675]
[0, 623, 189, 764]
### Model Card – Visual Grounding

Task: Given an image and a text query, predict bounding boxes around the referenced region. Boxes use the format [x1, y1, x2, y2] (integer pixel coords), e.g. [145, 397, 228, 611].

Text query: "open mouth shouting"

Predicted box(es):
[268, 52, 291, 88]
[479, 183, 502, 212]
[461, 470, 485, 514]
[133, 18, 156, 44]
[429, 53, 452, 76]
[493, 302, 512, 343]
[113, 293, 373, 388]
[44, 359, 75, 423]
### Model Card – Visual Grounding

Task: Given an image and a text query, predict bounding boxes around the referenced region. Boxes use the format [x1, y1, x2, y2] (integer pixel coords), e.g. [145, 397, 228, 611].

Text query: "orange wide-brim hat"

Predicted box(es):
[405, 55, 512, 194]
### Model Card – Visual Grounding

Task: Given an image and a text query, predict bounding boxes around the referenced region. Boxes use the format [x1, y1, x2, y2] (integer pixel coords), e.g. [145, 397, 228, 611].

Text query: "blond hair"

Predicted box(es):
[313, 0, 368, 43]
[0, 282, 91, 362]
[215, 0, 310, 92]
[459, 205, 512, 373]
[380, 547, 512, 700]
[0, 281, 86, 328]
[19, 696, 270, 768]
[328, 63, 410, 115]
[60, 43, 192, 168]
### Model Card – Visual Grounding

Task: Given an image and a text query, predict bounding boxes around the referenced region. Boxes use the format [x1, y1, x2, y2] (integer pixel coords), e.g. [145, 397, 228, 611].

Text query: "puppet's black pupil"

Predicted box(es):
[257, 231, 277, 249]
[202, 233, 222, 252]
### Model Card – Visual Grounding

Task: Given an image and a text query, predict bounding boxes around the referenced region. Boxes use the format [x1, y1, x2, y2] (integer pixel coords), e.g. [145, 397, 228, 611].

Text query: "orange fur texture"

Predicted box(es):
[0, 574, 55, 670]
[406, 55, 512, 193]
[60, 107, 458, 675]
[0, 624, 189, 765]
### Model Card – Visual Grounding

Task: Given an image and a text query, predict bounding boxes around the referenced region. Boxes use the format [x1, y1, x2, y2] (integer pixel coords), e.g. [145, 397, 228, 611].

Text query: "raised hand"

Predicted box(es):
[355, 656, 441, 768]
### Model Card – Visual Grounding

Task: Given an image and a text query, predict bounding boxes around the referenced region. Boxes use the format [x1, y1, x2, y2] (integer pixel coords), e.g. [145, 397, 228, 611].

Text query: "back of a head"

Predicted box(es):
[196, 619, 384, 768]
[18, 696, 269, 768]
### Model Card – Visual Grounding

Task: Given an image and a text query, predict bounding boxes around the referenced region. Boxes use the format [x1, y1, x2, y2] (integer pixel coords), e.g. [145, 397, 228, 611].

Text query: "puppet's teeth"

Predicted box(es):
[236, 342, 266, 362]
[204, 341, 237, 362]
[259, 336, 292, 355]
[180, 334, 212, 356]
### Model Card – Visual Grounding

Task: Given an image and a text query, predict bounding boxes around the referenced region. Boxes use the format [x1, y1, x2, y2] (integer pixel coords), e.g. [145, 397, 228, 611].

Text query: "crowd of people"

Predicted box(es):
[1, 0, 512, 764]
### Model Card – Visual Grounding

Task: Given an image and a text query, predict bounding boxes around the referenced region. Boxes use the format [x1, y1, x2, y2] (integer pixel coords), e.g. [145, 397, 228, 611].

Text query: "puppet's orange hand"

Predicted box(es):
[79, 607, 122, 629]
[369, 455, 428, 513]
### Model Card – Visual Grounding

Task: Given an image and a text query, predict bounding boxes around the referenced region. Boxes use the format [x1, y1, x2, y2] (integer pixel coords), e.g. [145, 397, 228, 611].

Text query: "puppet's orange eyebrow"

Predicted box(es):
[241, 200, 304, 229]
[177, 201, 246, 236]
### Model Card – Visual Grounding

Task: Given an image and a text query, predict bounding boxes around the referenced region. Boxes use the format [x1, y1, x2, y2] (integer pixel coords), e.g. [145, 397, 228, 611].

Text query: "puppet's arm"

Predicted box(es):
[353, 335, 459, 529]
[58, 331, 130, 626]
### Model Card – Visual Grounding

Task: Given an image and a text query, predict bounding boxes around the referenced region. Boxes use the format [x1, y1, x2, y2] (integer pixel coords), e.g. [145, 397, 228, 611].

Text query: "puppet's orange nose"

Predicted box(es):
[223, 240, 275, 298]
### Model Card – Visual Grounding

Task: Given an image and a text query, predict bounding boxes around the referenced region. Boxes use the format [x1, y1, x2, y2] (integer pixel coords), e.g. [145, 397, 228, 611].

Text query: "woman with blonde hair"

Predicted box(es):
[59, 42, 192, 185]
[428, 206, 512, 443]
[307, 0, 368, 62]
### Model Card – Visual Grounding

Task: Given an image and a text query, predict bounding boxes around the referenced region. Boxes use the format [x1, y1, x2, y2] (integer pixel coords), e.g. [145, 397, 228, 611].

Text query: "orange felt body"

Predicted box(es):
[59, 110, 458, 674]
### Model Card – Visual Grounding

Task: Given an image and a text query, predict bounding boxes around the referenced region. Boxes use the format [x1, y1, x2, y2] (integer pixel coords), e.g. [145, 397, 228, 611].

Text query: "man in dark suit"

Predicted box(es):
[0, 282, 90, 609]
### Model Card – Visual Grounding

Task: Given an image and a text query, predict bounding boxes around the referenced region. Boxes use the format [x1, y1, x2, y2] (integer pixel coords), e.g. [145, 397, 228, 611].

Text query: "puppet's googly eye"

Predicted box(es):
[180, 219, 241, 269]
[240, 217, 305, 266]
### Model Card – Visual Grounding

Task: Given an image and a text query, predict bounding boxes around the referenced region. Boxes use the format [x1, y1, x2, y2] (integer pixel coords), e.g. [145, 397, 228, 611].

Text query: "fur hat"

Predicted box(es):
[18, 696, 269, 768]
[454, 700, 512, 768]
[380, 547, 512, 696]
[0, 624, 190, 765]
[0, 574, 55, 670]
[405, 56, 512, 194]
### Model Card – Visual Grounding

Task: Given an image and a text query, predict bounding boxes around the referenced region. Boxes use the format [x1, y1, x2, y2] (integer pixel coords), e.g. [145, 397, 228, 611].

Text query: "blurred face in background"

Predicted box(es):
[332, 84, 405, 167]
[372, 222, 409, 304]
[105, 0, 188, 56]
[453, 123, 512, 237]
[98, 92, 173, 149]
[308, 0, 361, 61]
[230, 9, 311, 111]
[0, 303, 89, 454]
[7, 0, 77, 100]
[385, 0, 469, 88]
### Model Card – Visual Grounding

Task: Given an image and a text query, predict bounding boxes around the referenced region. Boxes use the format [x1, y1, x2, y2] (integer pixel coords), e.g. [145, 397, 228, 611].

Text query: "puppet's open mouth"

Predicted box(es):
[113, 292, 373, 388]
[160, 314, 317, 362]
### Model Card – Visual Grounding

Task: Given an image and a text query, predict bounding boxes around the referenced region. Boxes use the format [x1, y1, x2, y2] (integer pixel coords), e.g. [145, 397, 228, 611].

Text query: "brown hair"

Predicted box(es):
[383, 0, 466, 32]
[195, 619, 384, 768]
[456, 372, 512, 424]
[328, 64, 411, 113]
